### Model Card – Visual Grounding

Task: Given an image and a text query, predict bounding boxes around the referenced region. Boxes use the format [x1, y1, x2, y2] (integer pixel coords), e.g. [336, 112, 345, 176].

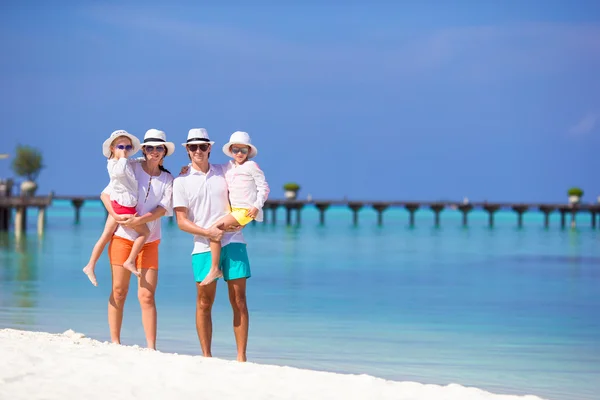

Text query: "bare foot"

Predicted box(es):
[237, 355, 247, 362]
[82, 264, 98, 286]
[123, 260, 141, 277]
[200, 269, 222, 286]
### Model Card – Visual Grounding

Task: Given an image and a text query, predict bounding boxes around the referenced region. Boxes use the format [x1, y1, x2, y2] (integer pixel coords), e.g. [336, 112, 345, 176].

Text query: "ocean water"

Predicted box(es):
[1, 200, 599, 400]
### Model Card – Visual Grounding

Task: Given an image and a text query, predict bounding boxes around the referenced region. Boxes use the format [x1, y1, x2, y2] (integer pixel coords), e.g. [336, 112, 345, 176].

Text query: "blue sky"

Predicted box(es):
[1, 1, 599, 202]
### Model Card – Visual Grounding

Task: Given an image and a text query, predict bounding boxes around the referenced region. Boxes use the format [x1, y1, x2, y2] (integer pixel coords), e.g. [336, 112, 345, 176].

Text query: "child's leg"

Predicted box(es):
[82, 215, 119, 286]
[122, 224, 150, 277]
[200, 214, 241, 286]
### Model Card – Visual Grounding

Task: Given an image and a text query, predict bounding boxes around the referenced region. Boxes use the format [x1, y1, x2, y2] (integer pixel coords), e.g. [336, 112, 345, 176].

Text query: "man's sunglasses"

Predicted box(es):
[231, 147, 249, 155]
[115, 145, 133, 151]
[188, 144, 210, 152]
[144, 145, 166, 152]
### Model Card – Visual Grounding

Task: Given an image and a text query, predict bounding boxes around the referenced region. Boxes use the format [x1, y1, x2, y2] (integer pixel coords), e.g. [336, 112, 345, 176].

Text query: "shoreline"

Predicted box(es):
[0, 328, 547, 400]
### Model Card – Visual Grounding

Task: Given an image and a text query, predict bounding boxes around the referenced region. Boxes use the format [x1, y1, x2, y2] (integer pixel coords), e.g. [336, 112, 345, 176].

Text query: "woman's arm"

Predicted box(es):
[119, 205, 166, 228]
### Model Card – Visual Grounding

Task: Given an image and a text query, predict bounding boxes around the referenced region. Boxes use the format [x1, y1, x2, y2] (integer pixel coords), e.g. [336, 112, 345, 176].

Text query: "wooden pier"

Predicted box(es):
[0, 194, 53, 236]
[1, 195, 599, 235]
[261, 200, 599, 229]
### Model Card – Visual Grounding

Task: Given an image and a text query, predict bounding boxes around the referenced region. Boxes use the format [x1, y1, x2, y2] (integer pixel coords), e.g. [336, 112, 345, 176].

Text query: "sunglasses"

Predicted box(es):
[115, 145, 133, 151]
[188, 144, 210, 152]
[231, 147, 249, 155]
[144, 145, 165, 153]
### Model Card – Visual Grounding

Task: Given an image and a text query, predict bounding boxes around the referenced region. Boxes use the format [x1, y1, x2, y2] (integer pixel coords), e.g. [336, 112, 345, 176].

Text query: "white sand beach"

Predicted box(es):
[0, 328, 546, 400]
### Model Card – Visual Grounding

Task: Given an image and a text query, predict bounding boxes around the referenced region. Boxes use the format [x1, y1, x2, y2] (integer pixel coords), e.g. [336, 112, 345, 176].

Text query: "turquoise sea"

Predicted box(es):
[1, 200, 599, 400]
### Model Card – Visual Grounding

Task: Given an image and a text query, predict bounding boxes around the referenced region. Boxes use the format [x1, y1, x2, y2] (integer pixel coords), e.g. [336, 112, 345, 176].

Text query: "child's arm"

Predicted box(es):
[107, 158, 136, 184]
[247, 161, 270, 218]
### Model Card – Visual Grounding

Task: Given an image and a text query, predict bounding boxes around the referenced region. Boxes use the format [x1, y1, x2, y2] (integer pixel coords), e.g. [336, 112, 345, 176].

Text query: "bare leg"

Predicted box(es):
[122, 224, 149, 277]
[138, 268, 158, 350]
[200, 214, 241, 286]
[83, 215, 118, 286]
[108, 263, 132, 344]
[227, 278, 249, 362]
[196, 281, 217, 356]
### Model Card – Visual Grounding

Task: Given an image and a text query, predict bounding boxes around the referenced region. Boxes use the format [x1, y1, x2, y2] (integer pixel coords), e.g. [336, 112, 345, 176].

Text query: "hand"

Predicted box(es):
[206, 226, 224, 242]
[224, 225, 243, 232]
[112, 214, 130, 222]
[179, 165, 190, 175]
[118, 214, 140, 228]
[246, 207, 259, 219]
[114, 148, 127, 159]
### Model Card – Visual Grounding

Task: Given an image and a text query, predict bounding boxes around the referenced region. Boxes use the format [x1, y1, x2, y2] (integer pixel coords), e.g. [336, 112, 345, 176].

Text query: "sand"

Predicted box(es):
[0, 328, 547, 400]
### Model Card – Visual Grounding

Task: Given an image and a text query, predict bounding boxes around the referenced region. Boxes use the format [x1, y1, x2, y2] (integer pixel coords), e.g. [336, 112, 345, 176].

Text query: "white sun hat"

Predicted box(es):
[181, 128, 215, 147]
[102, 129, 141, 158]
[141, 129, 175, 156]
[222, 131, 258, 159]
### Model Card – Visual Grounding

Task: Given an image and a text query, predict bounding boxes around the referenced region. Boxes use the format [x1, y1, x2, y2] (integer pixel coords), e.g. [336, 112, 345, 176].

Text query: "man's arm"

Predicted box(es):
[174, 207, 223, 241]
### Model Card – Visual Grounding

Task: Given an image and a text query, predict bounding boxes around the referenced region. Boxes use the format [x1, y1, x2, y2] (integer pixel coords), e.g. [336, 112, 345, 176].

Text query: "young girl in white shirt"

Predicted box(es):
[82, 130, 149, 286]
[200, 131, 270, 285]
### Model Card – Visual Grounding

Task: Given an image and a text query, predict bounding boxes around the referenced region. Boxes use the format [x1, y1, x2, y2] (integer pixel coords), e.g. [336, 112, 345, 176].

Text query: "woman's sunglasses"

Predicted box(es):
[188, 144, 210, 152]
[231, 147, 249, 155]
[115, 144, 133, 151]
[144, 145, 166, 153]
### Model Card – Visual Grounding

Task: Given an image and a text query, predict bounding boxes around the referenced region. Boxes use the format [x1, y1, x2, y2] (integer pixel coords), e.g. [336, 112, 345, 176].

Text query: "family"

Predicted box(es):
[81, 127, 270, 362]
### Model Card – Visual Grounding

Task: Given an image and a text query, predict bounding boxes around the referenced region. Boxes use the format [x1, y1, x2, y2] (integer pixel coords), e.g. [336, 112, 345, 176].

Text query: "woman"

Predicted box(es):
[100, 128, 175, 350]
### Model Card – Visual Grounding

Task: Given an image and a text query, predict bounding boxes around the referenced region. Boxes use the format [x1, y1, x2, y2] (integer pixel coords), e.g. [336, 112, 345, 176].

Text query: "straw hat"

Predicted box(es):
[141, 129, 175, 156]
[181, 128, 215, 147]
[102, 130, 141, 158]
[222, 131, 257, 159]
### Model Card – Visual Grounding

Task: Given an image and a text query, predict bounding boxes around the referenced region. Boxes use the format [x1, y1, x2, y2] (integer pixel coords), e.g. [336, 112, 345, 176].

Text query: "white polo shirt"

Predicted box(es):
[172, 163, 245, 254]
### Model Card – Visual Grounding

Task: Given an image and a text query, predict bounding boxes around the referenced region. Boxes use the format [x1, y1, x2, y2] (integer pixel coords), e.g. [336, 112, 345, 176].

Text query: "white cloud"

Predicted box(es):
[568, 113, 598, 136]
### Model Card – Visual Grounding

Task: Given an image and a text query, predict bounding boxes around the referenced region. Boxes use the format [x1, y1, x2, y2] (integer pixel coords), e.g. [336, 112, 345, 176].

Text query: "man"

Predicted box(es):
[172, 128, 251, 362]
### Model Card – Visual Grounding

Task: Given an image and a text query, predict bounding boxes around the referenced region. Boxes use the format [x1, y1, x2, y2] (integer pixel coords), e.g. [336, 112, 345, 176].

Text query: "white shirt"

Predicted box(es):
[224, 160, 270, 222]
[107, 158, 138, 207]
[103, 162, 174, 243]
[172, 163, 245, 254]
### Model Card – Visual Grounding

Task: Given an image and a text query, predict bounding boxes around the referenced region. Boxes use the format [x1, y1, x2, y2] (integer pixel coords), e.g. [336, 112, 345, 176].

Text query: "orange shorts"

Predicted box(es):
[108, 235, 160, 270]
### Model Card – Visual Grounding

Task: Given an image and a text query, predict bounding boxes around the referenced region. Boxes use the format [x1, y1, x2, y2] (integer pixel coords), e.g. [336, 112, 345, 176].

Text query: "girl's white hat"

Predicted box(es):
[141, 129, 175, 156]
[181, 128, 215, 146]
[102, 130, 141, 158]
[222, 131, 258, 159]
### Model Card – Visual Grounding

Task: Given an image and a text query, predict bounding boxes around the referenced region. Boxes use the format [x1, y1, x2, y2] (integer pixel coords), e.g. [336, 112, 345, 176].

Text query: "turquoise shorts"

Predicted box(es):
[192, 243, 251, 282]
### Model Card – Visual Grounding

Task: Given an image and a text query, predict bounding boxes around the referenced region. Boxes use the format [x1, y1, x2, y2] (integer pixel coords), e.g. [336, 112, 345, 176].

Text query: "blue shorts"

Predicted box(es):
[192, 243, 251, 282]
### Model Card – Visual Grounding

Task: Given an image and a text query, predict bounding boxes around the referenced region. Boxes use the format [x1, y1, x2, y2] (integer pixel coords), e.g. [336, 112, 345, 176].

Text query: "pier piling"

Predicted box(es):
[37, 206, 47, 236]
[348, 202, 363, 226]
[15, 206, 25, 236]
[372, 203, 389, 226]
[558, 207, 568, 229]
[512, 205, 529, 228]
[71, 199, 85, 224]
[539, 206, 555, 228]
[315, 202, 330, 225]
[405, 203, 419, 227]
[430, 203, 444, 227]
[458, 204, 473, 227]
[483, 204, 500, 228]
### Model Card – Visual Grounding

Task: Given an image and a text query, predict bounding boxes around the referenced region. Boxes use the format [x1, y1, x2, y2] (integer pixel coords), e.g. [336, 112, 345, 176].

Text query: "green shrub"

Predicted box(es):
[283, 182, 300, 191]
[567, 187, 583, 197]
[11, 145, 44, 181]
